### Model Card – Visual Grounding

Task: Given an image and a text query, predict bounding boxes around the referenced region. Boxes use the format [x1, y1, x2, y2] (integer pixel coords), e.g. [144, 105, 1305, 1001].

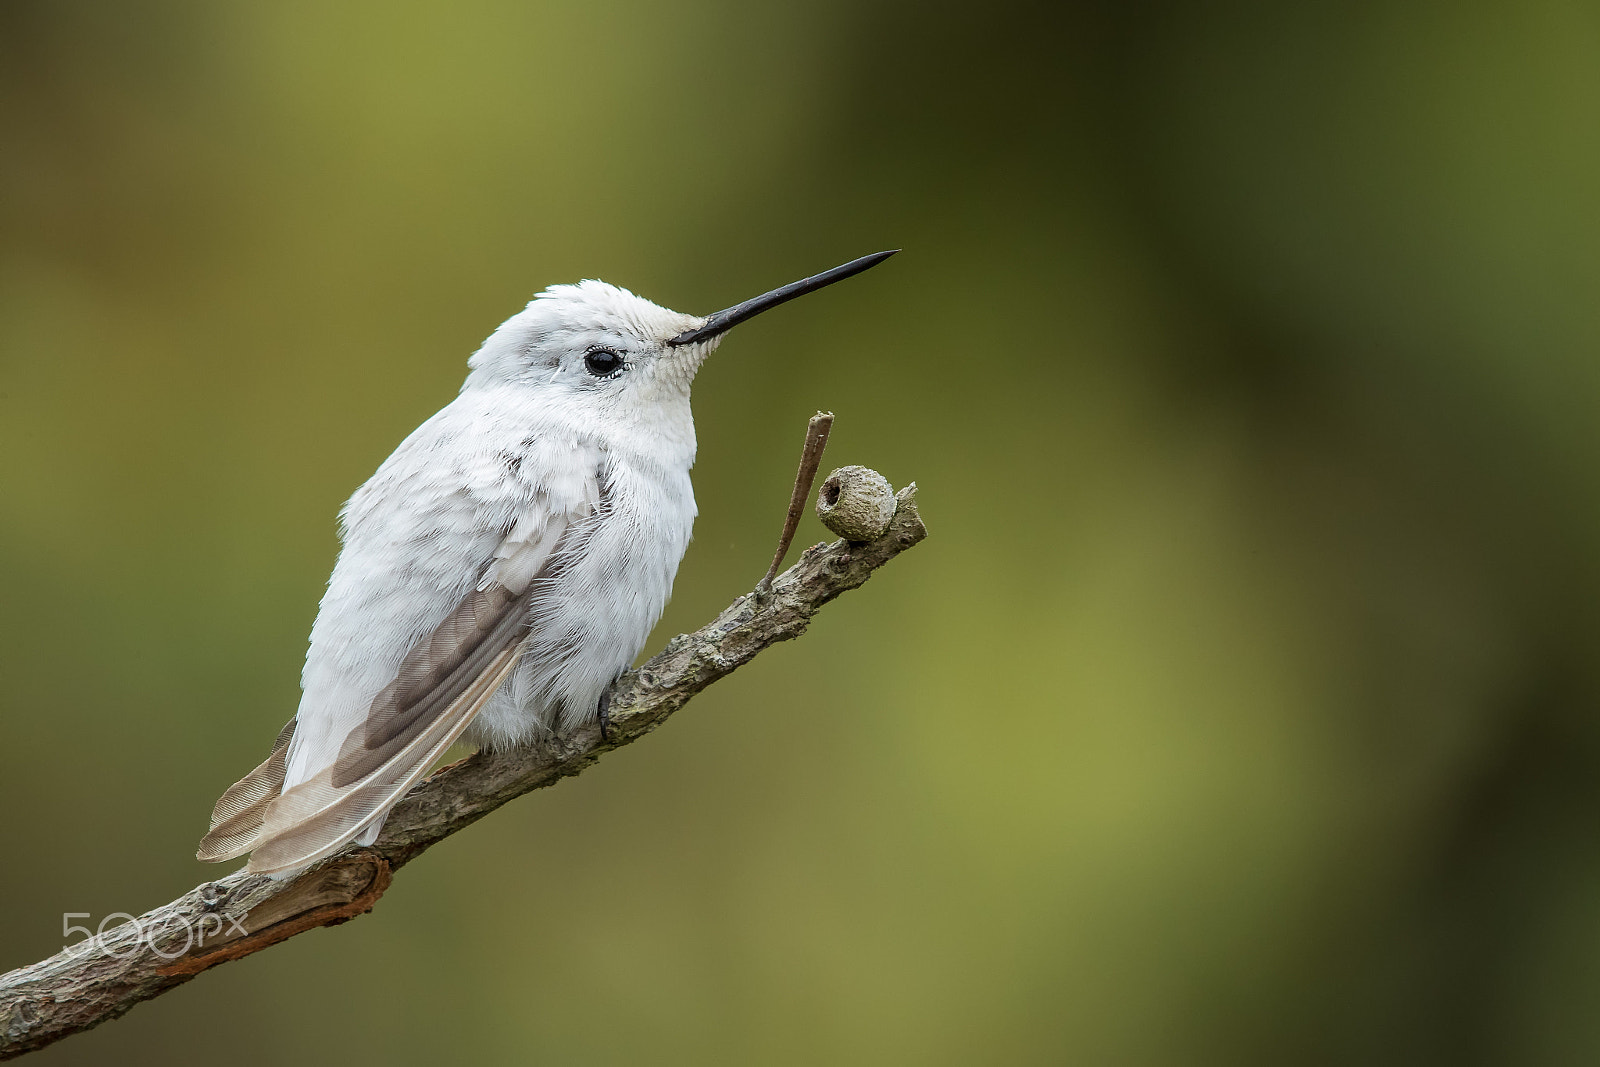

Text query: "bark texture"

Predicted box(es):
[0, 486, 926, 1060]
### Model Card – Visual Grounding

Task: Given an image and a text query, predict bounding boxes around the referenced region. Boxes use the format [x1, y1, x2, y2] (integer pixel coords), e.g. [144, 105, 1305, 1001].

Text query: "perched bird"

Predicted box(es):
[197, 251, 897, 876]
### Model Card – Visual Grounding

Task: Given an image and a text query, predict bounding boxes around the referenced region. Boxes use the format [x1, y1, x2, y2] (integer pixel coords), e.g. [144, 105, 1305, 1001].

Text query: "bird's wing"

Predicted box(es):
[247, 509, 588, 876]
[244, 604, 529, 874]
[196, 465, 602, 874]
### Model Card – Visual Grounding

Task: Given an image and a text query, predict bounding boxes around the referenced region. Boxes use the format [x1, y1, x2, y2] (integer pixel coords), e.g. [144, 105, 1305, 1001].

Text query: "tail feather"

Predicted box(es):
[195, 718, 296, 863]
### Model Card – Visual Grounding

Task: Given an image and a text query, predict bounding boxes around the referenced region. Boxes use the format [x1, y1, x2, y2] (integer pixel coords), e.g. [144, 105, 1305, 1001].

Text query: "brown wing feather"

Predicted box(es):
[331, 583, 530, 787]
[241, 581, 538, 873]
[244, 642, 525, 874]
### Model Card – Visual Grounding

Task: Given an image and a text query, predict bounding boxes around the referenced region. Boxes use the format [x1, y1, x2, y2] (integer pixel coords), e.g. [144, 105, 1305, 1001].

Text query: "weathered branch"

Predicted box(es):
[0, 485, 926, 1060]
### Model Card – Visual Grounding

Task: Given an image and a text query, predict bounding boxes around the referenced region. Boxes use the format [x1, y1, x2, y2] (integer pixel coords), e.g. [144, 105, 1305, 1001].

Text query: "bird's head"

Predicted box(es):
[461, 252, 897, 424]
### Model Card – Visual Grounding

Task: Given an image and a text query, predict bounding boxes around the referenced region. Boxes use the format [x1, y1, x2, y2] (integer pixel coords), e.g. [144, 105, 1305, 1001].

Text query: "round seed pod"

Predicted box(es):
[816, 465, 896, 542]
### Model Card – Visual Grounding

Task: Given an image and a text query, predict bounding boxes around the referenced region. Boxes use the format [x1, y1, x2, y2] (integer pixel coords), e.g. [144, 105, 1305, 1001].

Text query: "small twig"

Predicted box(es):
[757, 411, 834, 593]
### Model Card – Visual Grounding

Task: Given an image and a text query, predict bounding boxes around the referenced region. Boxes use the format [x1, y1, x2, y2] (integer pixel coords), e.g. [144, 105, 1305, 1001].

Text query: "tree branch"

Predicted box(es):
[0, 484, 927, 1060]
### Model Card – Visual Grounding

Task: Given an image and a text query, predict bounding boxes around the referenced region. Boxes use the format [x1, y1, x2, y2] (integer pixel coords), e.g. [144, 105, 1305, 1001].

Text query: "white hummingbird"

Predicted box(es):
[197, 251, 897, 876]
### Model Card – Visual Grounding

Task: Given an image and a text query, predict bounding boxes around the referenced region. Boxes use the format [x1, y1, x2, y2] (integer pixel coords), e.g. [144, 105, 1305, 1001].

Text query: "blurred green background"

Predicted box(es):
[6, 0, 1600, 1063]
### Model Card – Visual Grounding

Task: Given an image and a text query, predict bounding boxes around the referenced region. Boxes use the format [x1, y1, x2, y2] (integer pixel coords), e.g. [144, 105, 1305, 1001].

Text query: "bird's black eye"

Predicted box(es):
[584, 348, 624, 377]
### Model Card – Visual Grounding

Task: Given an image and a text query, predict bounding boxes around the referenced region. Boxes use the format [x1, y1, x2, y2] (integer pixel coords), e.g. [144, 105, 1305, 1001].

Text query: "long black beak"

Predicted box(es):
[667, 250, 898, 347]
